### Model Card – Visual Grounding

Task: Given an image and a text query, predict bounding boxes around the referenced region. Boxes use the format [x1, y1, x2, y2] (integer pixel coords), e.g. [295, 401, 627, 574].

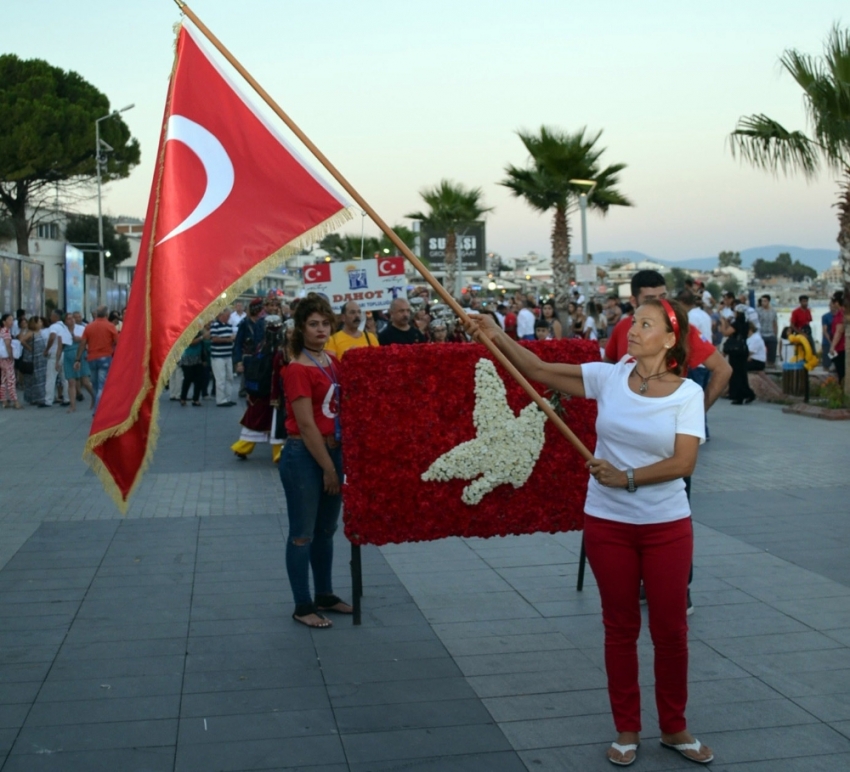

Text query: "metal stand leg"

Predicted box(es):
[351, 544, 362, 626]
[804, 368, 810, 403]
[576, 535, 587, 591]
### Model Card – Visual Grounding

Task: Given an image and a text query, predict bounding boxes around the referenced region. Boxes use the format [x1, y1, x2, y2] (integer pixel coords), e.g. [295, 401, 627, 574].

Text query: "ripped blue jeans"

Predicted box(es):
[279, 439, 343, 607]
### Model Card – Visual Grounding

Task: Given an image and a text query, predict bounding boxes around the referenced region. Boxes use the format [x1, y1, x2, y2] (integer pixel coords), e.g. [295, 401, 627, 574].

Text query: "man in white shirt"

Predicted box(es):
[42, 309, 67, 406]
[746, 324, 767, 371]
[516, 299, 537, 340]
[228, 301, 246, 333]
[679, 291, 712, 342]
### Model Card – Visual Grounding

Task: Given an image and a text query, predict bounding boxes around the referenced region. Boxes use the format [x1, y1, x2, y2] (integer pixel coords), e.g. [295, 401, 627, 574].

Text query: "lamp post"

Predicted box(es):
[96, 103, 134, 307]
[569, 178, 597, 305]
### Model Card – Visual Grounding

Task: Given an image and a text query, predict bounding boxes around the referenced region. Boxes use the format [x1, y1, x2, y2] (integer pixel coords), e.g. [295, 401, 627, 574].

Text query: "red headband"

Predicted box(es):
[659, 298, 680, 342]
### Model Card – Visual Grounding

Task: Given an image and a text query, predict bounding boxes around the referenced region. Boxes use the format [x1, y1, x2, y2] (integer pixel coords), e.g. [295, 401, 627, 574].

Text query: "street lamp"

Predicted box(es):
[96, 103, 134, 306]
[569, 178, 597, 303]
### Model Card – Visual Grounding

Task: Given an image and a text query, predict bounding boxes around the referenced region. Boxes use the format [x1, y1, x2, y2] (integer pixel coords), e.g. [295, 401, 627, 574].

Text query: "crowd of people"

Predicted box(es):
[0, 306, 119, 411]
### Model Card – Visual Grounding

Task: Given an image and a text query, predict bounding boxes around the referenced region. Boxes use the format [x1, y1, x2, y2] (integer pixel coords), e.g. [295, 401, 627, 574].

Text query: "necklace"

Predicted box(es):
[633, 366, 668, 394]
[302, 345, 327, 366]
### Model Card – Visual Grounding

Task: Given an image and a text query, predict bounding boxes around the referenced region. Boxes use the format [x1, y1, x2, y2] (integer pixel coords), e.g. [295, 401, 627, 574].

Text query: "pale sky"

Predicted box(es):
[3, 0, 846, 261]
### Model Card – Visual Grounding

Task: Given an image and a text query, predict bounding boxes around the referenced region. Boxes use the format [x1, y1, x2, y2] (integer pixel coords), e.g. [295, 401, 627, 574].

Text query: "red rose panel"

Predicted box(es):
[339, 339, 600, 546]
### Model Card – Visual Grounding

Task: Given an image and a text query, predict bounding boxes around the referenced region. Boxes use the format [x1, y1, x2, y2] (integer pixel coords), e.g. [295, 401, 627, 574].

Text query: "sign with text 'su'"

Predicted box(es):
[421, 221, 486, 271]
[302, 257, 407, 311]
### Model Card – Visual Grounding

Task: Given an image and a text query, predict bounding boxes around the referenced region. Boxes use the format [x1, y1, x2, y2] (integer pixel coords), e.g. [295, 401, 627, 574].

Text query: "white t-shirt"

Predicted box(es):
[582, 315, 598, 341]
[228, 311, 246, 333]
[45, 321, 64, 354]
[516, 308, 536, 338]
[701, 289, 714, 309]
[581, 358, 706, 525]
[57, 323, 86, 347]
[747, 332, 767, 363]
[688, 307, 712, 342]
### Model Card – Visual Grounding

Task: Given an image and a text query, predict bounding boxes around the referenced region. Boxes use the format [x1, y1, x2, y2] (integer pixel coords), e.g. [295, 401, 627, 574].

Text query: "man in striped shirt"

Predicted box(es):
[210, 309, 237, 406]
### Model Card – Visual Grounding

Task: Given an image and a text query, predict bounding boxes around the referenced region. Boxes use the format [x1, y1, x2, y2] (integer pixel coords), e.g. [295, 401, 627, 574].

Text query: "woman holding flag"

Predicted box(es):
[468, 298, 713, 766]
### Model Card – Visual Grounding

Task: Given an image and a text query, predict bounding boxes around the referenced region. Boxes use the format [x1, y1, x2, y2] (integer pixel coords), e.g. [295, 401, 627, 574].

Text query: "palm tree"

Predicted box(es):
[501, 126, 632, 313]
[730, 24, 850, 393]
[406, 180, 492, 297]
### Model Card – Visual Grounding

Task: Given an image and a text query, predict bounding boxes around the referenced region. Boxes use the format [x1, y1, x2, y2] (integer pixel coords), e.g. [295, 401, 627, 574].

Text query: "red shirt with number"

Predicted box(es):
[604, 314, 716, 369]
[283, 360, 339, 436]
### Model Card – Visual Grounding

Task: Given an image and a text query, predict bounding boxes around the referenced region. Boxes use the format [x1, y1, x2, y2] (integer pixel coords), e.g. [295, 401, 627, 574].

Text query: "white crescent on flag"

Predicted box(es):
[156, 115, 235, 246]
[378, 258, 399, 276]
[303, 265, 322, 282]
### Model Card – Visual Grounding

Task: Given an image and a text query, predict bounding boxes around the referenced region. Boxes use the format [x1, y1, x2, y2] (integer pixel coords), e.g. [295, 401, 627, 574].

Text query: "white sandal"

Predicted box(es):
[608, 742, 639, 766]
[660, 738, 714, 764]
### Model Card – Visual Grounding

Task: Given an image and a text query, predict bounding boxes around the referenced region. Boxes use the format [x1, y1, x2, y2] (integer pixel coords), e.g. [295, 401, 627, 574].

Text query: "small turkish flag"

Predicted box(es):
[302, 263, 332, 283]
[85, 20, 351, 508]
[377, 256, 405, 276]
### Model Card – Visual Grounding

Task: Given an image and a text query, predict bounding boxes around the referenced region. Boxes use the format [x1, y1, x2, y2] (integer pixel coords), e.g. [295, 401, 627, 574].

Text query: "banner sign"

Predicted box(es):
[65, 244, 85, 314]
[421, 221, 486, 271]
[0, 255, 21, 314]
[302, 257, 407, 311]
[20, 260, 43, 316]
[340, 339, 600, 546]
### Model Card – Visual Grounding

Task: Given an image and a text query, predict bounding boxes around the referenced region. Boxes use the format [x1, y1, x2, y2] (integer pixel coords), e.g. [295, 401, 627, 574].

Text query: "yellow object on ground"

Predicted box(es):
[788, 334, 819, 371]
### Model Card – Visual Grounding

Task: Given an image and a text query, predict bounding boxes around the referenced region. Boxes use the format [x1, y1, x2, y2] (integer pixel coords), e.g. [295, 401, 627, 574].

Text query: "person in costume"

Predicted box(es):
[467, 298, 713, 767]
[231, 315, 285, 462]
[279, 293, 351, 629]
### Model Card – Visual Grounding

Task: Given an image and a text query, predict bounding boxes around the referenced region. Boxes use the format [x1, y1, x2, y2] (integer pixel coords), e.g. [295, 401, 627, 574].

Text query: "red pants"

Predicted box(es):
[584, 514, 692, 734]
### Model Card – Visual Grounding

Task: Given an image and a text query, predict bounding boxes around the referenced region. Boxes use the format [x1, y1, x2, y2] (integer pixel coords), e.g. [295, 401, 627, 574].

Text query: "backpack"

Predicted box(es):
[243, 347, 274, 397]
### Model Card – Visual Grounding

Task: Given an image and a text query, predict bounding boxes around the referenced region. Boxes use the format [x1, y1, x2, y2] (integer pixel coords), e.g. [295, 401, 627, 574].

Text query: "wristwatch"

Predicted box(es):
[626, 467, 637, 493]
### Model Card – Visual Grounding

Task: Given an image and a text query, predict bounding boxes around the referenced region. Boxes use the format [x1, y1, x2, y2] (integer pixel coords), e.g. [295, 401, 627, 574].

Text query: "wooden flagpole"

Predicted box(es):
[172, 0, 593, 462]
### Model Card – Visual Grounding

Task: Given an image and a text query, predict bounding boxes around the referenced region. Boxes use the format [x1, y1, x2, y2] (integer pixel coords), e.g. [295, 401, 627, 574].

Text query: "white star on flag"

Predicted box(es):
[421, 359, 547, 505]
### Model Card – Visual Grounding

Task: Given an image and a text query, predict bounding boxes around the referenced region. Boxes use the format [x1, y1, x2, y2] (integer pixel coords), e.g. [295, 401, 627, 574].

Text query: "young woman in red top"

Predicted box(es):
[279, 294, 352, 628]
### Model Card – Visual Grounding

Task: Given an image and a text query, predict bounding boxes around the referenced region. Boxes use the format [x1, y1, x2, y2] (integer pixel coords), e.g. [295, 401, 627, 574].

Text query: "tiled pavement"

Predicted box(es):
[0, 390, 849, 770]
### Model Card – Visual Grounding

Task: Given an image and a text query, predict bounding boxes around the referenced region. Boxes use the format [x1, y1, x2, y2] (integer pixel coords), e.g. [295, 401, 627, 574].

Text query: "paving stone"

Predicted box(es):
[0, 746, 175, 771]
[11, 718, 178, 754]
[180, 685, 331, 718]
[327, 676, 478, 709]
[182, 664, 324, 693]
[53, 637, 187, 663]
[341, 723, 513, 764]
[178, 708, 337, 745]
[46, 655, 186, 681]
[348, 753, 527, 772]
[174, 734, 346, 772]
[0, 703, 30, 730]
[25, 694, 181, 727]
[334, 697, 493, 734]
[701, 722, 850, 764]
[37, 673, 183, 702]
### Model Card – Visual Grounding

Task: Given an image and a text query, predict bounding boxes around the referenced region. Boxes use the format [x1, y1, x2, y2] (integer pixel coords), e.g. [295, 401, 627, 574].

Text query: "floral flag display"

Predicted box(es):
[340, 340, 600, 545]
[85, 21, 350, 509]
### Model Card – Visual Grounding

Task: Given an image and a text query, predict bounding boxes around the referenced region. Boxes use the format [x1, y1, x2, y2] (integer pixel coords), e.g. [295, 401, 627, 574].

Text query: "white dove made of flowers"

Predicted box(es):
[421, 358, 547, 505]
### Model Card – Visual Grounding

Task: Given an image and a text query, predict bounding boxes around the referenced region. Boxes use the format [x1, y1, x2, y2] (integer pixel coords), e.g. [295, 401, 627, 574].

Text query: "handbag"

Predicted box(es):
[722, 335, 747, 355]
[15, 357, 34, 374]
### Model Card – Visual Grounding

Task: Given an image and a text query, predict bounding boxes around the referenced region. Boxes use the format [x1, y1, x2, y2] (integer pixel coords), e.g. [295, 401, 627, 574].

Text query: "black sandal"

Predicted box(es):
[292, 603, 332, 628]
[315, 593, 353, 614]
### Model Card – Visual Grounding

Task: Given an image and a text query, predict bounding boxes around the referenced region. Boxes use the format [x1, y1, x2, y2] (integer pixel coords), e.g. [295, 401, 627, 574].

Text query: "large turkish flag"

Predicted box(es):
[86, 21, 350, 507]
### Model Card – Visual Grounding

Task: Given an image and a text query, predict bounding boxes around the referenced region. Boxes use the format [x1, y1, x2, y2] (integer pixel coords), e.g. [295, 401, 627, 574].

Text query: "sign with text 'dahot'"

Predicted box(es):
[302, 257, 407, 311]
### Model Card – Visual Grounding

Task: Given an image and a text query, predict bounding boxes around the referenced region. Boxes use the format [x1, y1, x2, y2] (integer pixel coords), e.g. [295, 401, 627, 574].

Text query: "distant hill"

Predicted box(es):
[594, 246, 839, 273]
